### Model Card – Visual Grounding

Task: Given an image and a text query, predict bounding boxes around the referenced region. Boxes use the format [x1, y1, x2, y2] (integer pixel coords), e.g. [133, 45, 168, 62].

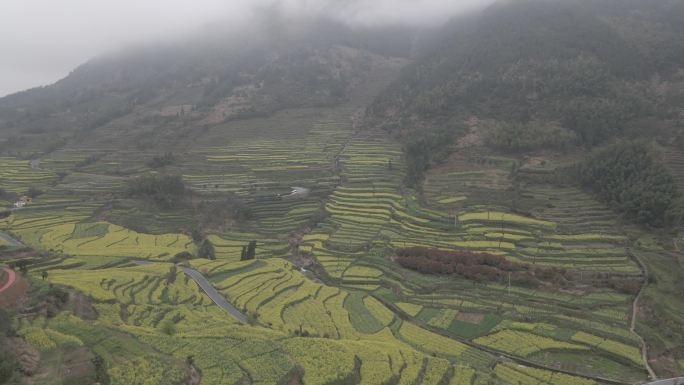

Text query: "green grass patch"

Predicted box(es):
[344, 293, 385, 334]
[448, 313, 501, 339]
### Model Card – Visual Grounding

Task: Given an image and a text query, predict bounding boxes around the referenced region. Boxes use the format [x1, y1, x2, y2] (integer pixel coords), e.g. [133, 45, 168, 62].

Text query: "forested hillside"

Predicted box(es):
[0, 16, 417, 154]
[369, 0, 684, 146]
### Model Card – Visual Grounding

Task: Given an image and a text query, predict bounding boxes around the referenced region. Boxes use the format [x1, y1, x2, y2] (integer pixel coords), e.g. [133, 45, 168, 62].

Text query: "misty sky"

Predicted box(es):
[1, 0, 488, 97]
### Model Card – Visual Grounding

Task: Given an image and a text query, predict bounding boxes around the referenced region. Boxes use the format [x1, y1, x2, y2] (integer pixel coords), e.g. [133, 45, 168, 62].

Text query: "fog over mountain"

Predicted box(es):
[1, 0, 492, 97]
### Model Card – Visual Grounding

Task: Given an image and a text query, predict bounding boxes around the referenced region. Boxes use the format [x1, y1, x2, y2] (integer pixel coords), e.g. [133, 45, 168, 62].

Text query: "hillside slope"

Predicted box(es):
[0, 16, 417, 156]
[369, 0, 684, 146]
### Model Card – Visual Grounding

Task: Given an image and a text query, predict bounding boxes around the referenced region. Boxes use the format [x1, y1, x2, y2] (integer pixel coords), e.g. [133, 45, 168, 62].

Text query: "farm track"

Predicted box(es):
[627, 248, 658, 381]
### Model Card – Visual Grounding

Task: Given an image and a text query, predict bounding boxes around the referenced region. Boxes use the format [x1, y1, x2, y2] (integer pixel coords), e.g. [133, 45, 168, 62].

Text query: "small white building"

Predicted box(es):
[13, 196, 32, 209]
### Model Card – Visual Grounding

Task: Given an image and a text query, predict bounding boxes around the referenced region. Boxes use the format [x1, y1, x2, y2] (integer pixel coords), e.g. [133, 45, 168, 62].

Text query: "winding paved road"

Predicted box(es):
[180, 266, 248, 324]
[0, 231, 23, 247]
[132, 260, 248, 324]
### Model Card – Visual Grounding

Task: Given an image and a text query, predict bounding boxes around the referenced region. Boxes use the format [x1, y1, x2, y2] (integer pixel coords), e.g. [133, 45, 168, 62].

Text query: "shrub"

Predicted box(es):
[160, 319, 176, 335]
[147, 152, 176, 169]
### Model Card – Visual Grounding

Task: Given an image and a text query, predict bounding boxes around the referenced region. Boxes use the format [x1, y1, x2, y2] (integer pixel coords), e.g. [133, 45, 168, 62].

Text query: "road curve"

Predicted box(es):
[132, 260, 248, 324]
[0, 268, 17, 293]
[0, 231, 23, 247]
[180, 266, 248, 324]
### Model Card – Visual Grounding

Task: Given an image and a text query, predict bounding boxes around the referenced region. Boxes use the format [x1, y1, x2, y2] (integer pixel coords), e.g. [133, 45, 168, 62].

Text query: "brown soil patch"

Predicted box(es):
[455, 313, 484, 324]
[0, 273, 28, 309]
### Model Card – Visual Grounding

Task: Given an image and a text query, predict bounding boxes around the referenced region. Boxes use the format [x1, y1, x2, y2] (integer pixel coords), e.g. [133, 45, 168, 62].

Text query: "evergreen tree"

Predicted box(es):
[247, 241, 257, 260]
[198, 239, 215, 260]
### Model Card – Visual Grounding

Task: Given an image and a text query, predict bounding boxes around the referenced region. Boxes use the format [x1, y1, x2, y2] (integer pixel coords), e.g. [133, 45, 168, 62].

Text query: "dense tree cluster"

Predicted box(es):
[481, 120, 576, 152]
[197, 196, 253, 229]
[147, 152, 176, 169]
[198, 239, 216, 260]
[396, 247, 538, 286]
[125, 175, 187, 209]
[240, 241, 257, 261]
[579, 142, 683, 227]
[369, 0, 682, 153]
[394, 247, 642, 291]
[403, 127, 457, 187]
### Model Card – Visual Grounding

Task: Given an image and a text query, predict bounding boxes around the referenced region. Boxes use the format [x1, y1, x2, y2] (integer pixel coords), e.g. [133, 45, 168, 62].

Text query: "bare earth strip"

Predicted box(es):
[0, 268, 16, 293]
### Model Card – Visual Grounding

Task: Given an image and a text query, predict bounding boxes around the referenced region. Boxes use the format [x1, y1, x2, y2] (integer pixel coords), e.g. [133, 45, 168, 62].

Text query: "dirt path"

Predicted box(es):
[627, 248, 658, 381]
[0, 267, 16, 293]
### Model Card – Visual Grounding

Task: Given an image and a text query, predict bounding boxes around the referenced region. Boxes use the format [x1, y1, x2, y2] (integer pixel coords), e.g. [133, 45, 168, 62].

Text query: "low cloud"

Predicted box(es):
[0, 0, 493, 97]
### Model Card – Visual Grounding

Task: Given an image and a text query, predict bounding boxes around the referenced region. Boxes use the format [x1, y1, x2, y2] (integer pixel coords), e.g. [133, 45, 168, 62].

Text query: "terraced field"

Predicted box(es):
[0, 157, 58, 193]
[294, 142, 649, 382]
[0, 64, 662, 384]
[28, 258, 604, 385]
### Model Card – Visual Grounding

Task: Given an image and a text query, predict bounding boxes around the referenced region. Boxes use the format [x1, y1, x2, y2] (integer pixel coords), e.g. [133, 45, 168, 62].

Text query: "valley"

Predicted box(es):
[1, 1, 684, 384]
[0, 75, 669, 384]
